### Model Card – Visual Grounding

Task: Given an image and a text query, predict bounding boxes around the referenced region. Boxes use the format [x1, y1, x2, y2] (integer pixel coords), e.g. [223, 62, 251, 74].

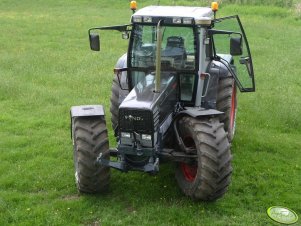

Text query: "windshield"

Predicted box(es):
[129, 25, 197, 88]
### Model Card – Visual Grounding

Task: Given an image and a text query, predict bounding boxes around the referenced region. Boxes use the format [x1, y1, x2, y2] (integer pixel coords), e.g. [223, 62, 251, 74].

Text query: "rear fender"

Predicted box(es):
[203, 57, 233, 109]
[115, 53, 127, 69]
[115, 53, 128, 91]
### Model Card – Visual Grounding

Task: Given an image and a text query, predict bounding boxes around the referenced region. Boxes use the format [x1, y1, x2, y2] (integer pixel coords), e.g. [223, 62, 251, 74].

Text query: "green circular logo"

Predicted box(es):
[267, 206, 298, 224]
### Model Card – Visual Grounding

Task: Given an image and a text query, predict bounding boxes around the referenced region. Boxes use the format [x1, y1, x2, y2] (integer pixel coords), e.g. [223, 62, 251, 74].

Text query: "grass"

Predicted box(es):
[0, 0, 300, 225]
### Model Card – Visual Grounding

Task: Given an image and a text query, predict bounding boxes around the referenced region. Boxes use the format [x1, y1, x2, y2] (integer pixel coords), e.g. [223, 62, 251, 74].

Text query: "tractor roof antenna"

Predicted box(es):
[211, 2, 219, 19]
[130, 1, 137, 14]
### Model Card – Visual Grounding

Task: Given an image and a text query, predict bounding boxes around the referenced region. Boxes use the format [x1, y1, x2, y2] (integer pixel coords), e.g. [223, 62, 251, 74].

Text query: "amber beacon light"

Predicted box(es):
[211, 2, 219, 12]
[130, 1, 137, 13]
[211, 2, 218, 19]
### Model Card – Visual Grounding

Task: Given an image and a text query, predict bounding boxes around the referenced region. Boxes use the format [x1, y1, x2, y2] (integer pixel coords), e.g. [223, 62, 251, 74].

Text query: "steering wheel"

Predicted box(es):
[140, 45, 155, 57]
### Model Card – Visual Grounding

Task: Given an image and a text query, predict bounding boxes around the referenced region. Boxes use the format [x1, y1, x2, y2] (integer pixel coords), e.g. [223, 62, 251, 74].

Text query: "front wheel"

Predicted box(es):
[175, 117, 232, 201]
[72, 116, 110, 193]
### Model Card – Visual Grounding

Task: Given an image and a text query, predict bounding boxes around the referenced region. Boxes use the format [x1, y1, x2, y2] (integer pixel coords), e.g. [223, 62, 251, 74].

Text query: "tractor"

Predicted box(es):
[70, 2, 255, 201]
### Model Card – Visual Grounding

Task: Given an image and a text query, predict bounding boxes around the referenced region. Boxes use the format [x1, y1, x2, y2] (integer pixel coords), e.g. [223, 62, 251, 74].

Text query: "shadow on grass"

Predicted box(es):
[80, 163, 182, 202]
[71, 162, 229, 211]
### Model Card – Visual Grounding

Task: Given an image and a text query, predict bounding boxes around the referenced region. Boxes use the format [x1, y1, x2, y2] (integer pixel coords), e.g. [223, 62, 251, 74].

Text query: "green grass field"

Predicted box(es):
[0, 0, 300, 225]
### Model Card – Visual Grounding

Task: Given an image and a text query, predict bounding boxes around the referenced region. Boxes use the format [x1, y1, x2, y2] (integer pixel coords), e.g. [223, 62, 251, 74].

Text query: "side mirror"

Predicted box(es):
[230, 37, 242, 56]
[89, 34, 100, 51]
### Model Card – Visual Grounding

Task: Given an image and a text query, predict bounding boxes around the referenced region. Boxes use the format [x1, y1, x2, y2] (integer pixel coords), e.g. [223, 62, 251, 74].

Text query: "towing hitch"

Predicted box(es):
[96, 148, 159, 173]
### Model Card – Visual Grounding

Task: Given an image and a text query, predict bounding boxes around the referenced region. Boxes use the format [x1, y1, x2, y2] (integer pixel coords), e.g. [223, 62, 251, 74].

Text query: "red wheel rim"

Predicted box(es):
[180, 136, 197, 182]
[229, 84, 236, 131]
[180, 163, 197, 182]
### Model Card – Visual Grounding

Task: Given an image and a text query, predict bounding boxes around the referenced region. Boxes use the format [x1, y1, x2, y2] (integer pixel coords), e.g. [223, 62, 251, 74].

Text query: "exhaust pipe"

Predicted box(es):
[155, 20, 163, 93]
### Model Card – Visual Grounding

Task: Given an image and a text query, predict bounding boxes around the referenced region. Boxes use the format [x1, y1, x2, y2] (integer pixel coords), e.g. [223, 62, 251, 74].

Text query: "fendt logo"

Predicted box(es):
[125, 115, 143, 121]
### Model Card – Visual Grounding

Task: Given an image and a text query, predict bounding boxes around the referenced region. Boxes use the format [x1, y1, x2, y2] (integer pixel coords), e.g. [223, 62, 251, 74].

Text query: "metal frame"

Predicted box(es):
[210, 15, 255, 92]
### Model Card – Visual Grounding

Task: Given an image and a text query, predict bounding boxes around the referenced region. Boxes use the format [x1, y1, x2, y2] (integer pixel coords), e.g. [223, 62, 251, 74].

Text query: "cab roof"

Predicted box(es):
[132, 6, 214, 24]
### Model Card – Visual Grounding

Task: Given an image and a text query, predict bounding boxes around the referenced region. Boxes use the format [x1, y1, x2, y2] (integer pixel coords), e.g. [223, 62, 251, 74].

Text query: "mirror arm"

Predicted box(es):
[208, 29, 241, 37]
[88, 24, 132, 34]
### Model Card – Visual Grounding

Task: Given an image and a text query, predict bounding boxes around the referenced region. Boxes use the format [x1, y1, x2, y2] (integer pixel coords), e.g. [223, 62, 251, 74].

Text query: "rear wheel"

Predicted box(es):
[217, 77, 237, 142]
[175, 117, 232, 201]
[110, 75, 128, 133]
[72, 116, 110, 193]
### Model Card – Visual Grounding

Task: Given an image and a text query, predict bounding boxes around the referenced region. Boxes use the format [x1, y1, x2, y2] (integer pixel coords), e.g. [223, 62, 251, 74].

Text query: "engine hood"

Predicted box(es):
[119, 73, 177, 112]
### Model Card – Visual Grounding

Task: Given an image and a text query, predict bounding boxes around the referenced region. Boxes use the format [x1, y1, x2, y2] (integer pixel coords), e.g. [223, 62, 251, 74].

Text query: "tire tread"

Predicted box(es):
[72, 116, 110, 193]
[175, 117, 232, 201]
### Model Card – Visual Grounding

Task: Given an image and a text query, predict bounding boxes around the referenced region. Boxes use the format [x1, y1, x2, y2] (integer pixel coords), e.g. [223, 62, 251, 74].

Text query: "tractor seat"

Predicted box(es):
[162, 36, 187, 69]
[166, 36, 185, 48]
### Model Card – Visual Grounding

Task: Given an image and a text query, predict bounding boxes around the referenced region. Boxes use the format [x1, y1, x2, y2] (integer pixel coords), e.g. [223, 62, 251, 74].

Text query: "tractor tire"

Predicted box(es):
[216, 77, 237, 142]
[175, 116, 232, 201]
[110, 75, 128, 132]
[72, 116, 110, 193]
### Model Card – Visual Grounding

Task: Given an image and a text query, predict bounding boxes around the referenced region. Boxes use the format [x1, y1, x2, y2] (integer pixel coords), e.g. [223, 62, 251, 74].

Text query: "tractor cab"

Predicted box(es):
[89, 5, 255, 104]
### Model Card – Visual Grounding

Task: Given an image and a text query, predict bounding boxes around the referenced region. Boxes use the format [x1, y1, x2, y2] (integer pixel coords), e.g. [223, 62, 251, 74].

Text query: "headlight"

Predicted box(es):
[132, 16, 142, 23]
[121, 132, 132, 138]
[172, 17, 182, 24]
[183, 18, 193, 24]
[141, 134, 152, 141]
[143, 16, 152, 23]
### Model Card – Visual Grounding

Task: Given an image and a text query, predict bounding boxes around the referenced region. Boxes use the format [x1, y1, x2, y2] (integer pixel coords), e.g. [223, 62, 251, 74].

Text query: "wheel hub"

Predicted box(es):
[180, 163, 197, 182]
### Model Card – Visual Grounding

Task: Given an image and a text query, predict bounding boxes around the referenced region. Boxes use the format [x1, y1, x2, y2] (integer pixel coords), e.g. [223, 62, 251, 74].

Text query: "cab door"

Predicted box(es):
[212, 15, 255, 92]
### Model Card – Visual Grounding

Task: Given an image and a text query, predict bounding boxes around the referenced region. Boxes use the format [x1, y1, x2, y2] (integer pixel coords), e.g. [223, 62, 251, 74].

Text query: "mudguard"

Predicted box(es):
[115, 53, 127, 69]
[172, 107, 223, 154]
[203, 54, 233, 109]
[70, 105, 105, 140]
[177, 107, 223, 118]
[70, 105, 105, 117]
[115, 53, 128, 89]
